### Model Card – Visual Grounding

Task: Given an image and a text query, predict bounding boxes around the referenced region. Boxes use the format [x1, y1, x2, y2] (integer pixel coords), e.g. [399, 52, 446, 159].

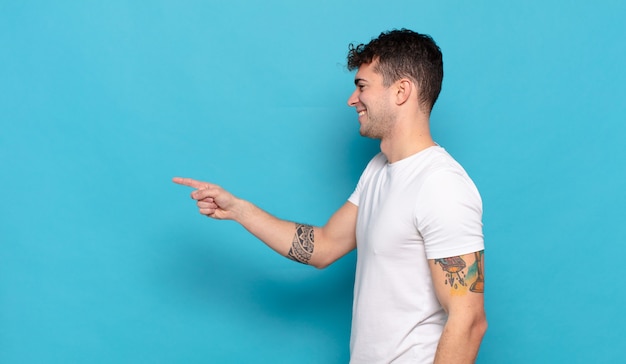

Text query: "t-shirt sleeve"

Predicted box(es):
[415, 169, 484, 260]
[348, 178, 362, 207]
[348, 153, 386, 207]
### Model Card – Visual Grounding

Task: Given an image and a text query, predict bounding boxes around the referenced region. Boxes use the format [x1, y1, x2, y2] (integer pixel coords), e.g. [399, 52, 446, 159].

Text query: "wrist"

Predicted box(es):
[231, 198, 253, 223]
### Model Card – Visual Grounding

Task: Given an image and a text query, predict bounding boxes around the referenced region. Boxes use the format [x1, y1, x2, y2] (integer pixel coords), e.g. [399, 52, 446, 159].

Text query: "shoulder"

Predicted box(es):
[418, 147, 479, 196]
[416, 165, 485, 259]
[348, 153, 387, 206]
[414, 148, 483, 233]
[418, 167, 482, 213]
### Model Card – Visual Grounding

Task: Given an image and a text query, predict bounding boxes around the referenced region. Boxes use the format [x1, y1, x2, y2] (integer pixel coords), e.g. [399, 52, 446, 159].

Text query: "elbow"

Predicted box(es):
[472, 312, 488, 341]
[307, 248, 334, 269]
[310, 258, 333, 270]
[285, 253, 333, 269]
[310, 252, 342, 269]
[479, 317, 488, 337]
[449, 310, 488, 343]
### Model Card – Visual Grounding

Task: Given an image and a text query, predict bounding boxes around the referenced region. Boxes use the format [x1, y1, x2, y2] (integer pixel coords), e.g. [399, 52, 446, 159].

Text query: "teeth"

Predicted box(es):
[358, 111, 366, 116]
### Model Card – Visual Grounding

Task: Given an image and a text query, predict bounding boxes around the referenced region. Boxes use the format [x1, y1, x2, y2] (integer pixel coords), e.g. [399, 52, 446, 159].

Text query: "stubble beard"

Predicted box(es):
[359, 104, 394, 140]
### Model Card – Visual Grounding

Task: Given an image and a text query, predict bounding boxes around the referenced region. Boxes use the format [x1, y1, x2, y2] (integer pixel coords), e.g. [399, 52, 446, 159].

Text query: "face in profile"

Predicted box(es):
[347, 62, 397, 139]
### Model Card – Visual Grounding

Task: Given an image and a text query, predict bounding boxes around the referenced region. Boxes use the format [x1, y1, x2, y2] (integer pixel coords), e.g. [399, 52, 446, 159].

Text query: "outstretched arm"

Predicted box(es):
[173, 177, 357, 269]
[430, 250, 487, 363]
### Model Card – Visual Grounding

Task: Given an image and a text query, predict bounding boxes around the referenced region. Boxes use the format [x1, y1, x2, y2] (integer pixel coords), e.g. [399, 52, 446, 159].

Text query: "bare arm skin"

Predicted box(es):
[172, 177, 357, 269]
[430, 250, 487, 363]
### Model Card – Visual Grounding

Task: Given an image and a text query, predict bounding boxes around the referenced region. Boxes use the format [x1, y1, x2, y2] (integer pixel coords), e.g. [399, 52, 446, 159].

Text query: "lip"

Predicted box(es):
[357, 110, 366, 124]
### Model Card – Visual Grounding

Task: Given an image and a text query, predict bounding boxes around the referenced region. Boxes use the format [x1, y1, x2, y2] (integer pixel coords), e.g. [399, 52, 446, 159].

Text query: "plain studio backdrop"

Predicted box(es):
[1, 1, 625, 363]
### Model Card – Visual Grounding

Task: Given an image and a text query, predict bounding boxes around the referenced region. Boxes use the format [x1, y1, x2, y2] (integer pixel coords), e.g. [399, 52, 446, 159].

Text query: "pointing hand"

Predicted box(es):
[173, 177, 239, 220]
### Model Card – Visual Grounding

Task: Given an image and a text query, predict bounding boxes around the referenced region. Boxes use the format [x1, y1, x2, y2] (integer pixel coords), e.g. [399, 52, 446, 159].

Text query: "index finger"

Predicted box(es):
[172, 177, 210, 189]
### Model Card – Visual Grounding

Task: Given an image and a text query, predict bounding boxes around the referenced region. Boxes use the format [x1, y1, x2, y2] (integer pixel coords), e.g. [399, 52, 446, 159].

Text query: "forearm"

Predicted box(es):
[233, 199, 318, 265]
[434, 314, 487, 364]
[174, 177, 342, 267]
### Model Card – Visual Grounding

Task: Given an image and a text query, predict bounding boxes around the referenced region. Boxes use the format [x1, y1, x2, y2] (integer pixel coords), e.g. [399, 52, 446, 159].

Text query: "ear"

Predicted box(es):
[394, 79, 413, 105]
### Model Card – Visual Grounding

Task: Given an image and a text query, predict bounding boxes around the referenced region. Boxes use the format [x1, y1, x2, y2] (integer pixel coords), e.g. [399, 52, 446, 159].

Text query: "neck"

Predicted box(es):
[379, 115, 436, 163]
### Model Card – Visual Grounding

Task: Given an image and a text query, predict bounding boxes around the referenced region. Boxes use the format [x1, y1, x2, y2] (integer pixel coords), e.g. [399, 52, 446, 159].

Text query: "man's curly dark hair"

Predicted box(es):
[347, 29, 444, 112]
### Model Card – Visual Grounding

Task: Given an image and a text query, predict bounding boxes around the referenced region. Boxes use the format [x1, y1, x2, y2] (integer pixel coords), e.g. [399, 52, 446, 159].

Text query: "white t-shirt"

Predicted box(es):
[347, 146, 484, 364]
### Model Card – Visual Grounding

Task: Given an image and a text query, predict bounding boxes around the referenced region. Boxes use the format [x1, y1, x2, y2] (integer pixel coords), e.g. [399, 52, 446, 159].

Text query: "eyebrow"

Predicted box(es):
[354, 78, 366, 85]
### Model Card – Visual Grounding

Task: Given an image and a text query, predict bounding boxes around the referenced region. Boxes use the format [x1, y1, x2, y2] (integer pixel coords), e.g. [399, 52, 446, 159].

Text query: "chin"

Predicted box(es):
[359, 131, 380, 140]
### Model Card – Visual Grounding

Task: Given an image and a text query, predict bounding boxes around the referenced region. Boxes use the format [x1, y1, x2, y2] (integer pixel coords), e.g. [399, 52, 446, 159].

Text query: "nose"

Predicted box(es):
[347, 89, 359, 107]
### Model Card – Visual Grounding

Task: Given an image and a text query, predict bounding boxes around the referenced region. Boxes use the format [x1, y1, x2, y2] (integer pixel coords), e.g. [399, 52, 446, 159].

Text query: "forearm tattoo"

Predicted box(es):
[287, 223, 314, 264]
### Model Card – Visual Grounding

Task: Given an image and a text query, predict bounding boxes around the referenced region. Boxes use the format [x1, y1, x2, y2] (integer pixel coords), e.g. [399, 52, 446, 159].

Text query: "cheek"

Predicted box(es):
[358, 92, 370, 106]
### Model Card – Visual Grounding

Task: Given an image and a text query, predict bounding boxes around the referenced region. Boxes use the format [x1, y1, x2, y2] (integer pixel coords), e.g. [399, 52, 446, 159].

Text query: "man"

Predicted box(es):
[174, 29, 487, 363]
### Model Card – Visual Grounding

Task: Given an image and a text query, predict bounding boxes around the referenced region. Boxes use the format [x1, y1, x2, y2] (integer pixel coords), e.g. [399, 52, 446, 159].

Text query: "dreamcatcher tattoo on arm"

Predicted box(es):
[434, 250, 485, 293]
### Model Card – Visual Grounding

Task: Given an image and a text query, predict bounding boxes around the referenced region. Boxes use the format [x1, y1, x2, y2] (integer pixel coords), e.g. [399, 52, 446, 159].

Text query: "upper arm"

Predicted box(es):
[429, 250, 486, 319]
[310, 201, 358, 268]
[429, 251, 488, 361]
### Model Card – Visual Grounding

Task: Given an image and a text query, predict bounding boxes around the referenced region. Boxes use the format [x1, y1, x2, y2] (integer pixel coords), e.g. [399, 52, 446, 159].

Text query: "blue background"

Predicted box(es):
[2, 1, 625, 363]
